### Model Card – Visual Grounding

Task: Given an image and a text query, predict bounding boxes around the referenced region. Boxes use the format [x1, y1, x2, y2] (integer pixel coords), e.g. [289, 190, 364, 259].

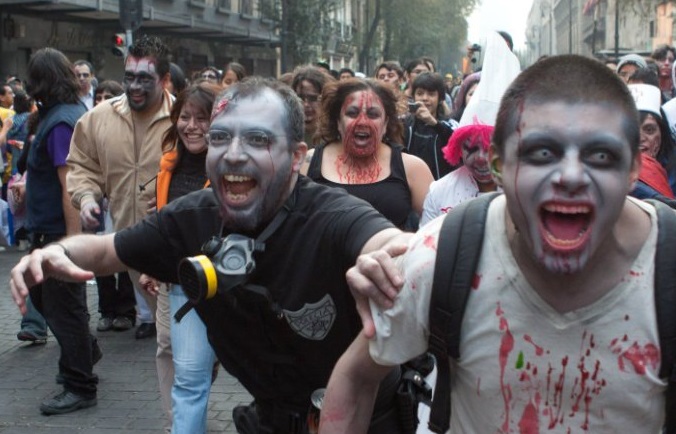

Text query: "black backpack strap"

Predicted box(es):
[427, 193, 499, 434]
[647, 199, 676, 433]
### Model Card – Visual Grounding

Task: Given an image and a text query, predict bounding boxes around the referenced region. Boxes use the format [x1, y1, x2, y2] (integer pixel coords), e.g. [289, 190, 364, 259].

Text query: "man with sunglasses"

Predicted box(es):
[74, 60, 96, 110]
[66, 35, 175, 424]
[11, 77, 411, 434]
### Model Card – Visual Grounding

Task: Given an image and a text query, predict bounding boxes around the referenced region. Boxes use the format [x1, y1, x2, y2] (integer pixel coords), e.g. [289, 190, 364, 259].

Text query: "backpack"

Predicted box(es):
[426, 193, 676, 434]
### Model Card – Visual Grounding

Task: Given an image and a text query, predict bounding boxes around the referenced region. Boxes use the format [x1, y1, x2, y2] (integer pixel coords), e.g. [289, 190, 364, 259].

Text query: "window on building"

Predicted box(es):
[219, 0, 231, 10]
[240, 0, 253, 15]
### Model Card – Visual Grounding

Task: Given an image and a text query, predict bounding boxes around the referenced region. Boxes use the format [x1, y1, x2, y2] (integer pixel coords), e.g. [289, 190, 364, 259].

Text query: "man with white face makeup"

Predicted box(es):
[319, 55, 672, 433]
[66, 35, 174, 421]
[10, 77, 412, 434]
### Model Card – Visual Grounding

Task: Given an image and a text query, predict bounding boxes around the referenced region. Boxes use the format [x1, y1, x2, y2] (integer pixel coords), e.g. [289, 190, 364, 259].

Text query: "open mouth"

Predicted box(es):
[539, 202, 593, 251]
[222, 174, 257, 205]
[185, 133, 204, 141]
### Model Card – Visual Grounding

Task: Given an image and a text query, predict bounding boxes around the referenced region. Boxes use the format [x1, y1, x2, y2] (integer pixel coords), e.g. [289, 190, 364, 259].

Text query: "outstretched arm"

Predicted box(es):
[10, 233, 126, 314]
[319, 332, 394, 434]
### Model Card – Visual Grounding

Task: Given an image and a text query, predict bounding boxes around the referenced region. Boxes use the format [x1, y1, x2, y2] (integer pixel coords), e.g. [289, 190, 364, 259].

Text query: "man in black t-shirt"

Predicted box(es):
[10, 77, 410, 433]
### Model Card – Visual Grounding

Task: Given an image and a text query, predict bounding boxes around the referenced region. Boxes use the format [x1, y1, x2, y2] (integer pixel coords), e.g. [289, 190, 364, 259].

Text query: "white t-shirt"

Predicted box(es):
[371, 195, 666, 433]
[421, 166, 499, 227]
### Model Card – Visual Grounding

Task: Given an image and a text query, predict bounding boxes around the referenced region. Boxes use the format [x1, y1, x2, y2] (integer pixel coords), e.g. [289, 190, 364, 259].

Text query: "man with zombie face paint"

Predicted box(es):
[66, 35, 174, 420]
[320, 55, 670, 433]
[10, 77, 413, 434]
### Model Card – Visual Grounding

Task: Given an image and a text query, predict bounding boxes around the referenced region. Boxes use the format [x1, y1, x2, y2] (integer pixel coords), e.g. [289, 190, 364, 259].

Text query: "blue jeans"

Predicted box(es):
[20, 296, 48, 337]
[169, 284, 216, 434]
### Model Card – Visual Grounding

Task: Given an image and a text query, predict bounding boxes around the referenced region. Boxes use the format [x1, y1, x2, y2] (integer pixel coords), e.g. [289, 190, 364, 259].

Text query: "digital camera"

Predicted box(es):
[178, 234, 259, 303]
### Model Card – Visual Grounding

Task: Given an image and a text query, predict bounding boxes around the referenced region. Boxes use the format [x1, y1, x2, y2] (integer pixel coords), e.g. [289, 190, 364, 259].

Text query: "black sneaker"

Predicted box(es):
[39, 390, 97, 415]
[134, 323, 156, 340]
[17, 330, 47, 345]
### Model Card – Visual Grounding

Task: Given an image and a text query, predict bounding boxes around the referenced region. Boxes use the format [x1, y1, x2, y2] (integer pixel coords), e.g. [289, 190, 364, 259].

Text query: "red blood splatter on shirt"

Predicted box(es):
[423, 234, 436, 250]
[497, 303, 514, 433]
[612, 341, 660, 375]
[440, 206, 452, 214]
[524, 334, 544, 356]
[629, 270, 641, 276]
[546, 357, 568, 429]
[518, 393, 541, 434]
[471, 273, 482, 290]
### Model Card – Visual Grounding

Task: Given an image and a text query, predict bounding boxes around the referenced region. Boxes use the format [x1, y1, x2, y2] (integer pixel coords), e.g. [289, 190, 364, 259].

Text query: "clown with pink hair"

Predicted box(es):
[420, 31, 520, 226]
[420, 122, 496, 225]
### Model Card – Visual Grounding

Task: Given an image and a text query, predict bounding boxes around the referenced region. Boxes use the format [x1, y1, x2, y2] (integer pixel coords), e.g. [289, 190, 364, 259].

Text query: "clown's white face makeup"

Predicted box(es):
[499, 101, 639, 274]
[462, 137, 493, 186]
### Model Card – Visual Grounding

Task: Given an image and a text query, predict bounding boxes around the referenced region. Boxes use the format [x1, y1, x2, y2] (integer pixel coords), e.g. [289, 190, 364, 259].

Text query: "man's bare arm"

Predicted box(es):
[319, 332, 394, 434]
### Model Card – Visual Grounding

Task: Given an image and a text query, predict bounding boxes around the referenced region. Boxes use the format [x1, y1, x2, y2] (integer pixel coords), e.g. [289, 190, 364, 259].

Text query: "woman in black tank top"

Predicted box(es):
[300, 78, 433, 229]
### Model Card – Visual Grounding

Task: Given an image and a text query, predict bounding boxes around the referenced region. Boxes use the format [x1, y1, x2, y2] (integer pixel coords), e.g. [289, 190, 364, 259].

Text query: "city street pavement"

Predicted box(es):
[0, 247, 252, 433]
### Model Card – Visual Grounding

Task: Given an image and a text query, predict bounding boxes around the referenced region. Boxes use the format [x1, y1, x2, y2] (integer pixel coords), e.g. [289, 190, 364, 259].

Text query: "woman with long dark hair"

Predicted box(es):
[154, 81, 221, 433]
[301, 78, 432, 229]
[23, 47, 100, 415]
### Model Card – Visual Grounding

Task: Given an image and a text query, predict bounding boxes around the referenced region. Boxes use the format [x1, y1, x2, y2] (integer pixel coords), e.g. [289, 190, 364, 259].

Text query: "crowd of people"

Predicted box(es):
[5, 29, 676, 434]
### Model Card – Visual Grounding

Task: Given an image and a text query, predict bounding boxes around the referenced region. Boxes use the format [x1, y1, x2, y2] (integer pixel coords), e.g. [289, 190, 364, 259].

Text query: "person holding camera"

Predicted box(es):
[403, 72, 458, 180]
[10, 77, 413, 434]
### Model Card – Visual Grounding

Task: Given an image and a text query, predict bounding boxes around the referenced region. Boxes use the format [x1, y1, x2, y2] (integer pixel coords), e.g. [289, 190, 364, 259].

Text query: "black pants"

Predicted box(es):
[28, 233, 98, 398]
[96, 271, 136, 321]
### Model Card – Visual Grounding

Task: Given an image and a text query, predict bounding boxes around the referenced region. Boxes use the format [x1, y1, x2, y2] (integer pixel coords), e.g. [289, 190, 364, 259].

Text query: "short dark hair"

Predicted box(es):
[74, 59, 94, 75]
[216, 76, 305, 149]
[493, 55, 639, 158]
[411, 72, 448, 120]
[0, 82, 11, 96]
[405, 58, 429, 75]
[338, 68, 355, 77]
[651, 44, 676, 61]
[127, 35, 171, 79]
[628, 67, 659, 87]
[291, 65, 333, 95]
[27, 47, 80, 106]
[12, 89, 33, 114]
[317, 78, 403, 145]
[169, 63, 187, 96]
[95, 80, 124, 97]
[373, 61, 403, 79]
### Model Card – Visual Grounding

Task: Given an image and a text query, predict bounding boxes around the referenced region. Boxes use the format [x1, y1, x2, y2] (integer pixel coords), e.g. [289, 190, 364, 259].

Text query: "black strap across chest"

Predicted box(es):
[427, 194, 676, 433]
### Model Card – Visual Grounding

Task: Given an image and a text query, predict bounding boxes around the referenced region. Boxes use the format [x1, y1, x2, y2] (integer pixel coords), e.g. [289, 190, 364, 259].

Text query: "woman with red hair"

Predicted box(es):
[420, 122, 497, 226]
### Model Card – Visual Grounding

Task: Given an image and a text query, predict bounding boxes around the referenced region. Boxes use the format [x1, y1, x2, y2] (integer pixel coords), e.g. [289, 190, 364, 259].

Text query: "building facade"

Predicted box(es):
[0, 0, 279, 83]
[525, 0, 675, 66]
